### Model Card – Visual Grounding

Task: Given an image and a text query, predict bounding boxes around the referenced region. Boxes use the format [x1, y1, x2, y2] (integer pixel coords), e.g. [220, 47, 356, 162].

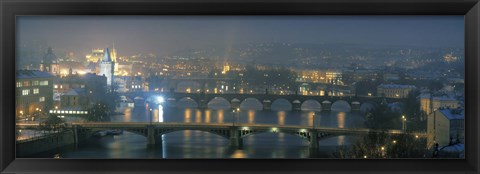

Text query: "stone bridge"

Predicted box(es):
[17, 122, 411, 150]
[122, 91, 405, 111]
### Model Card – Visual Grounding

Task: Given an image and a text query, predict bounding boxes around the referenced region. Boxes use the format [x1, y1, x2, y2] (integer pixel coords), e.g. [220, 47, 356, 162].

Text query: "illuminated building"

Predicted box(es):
[427, 108, 464, 149]
[377, 84, 416, 98]
[16, 70, 55, 116]
[420, 93, 459, 115]
[222, 62, 230, 74]
[99, 48, 115, 90]
[85, 45, 118, 63]
[443, 54, 458, 62]
[39, 47, 59, 74]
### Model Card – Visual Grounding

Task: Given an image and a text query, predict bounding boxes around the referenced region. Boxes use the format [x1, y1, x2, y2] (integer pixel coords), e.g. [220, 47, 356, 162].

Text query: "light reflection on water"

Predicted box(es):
[30, 99, 364, 158]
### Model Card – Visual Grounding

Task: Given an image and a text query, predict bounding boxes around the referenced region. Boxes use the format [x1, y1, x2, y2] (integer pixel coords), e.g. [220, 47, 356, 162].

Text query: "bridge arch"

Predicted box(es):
[177, 97, 198, 108]
[159, 129, 231, 139]
[271, 98, 292, 111]
[240, 98, 263, 110]
[331, 100, 351, 112]
[238, 128, 312, 141]
[207, 97, 231, 110]
[301, 99, 322, 111]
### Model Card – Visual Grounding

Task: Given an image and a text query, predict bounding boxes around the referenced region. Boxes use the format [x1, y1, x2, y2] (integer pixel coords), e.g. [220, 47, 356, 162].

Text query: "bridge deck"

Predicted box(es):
[16, 122, 424, 136]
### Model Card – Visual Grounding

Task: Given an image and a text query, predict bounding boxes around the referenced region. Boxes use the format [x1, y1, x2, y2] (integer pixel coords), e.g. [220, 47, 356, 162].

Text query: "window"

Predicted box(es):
[39, 80, 48, 86]
[33, 88, 39, 94]
[22, 89, 29, 96]
[39, 97, 45, 102]
[16, 82, 22, 88]
[54, 85, 58, 89]
[23, 81, 29, 87]
[32, 81, 39, 86]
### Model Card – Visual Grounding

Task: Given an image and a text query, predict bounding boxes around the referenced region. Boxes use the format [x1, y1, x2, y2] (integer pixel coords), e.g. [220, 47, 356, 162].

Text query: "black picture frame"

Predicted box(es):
[1, 0, 479, 173]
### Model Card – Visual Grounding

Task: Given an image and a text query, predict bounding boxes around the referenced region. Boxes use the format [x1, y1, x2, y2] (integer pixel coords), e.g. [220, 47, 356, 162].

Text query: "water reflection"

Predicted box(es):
[278, 111, 286, 125]
[205, 110, 211, 123]
[217, 110, 224, 123]
[184, 109, 191, 123]
[248, 110, 255, 124]
[337, 112, 345, 128]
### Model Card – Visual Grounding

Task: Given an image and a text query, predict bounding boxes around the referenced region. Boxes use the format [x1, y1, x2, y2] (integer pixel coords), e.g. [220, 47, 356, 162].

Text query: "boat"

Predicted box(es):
[106, 129, 124, 135]
[93, 131, 108, 137]
[53, 154, 62, 158]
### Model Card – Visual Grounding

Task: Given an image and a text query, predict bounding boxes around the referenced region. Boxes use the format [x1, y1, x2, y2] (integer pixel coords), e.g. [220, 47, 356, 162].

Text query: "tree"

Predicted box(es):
[86, 103, 110, 122]
[40, 113, 66, 133]
[365, 104, 401, 130]
[334, 132, 429, 158]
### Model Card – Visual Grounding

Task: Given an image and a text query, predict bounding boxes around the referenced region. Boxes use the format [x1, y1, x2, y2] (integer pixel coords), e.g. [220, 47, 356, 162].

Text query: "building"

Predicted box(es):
[377, 84, 416, 98]
[99, 48, 115, 90]
[427, 108, 464, 149]
[39, 47, 59, 74]
[420, 93, 459, 115]
[16, 70, 55, 118]
[60, 88, 89, 108]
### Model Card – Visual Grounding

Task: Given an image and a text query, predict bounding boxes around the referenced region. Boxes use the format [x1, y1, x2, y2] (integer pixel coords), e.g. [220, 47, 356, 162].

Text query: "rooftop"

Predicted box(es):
[16, 70, 55, 79]
[378, 84, 416, 89]
[439, 108, 464, 120]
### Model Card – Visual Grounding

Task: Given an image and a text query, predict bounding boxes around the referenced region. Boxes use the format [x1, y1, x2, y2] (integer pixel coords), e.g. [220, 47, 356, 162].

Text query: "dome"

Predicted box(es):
[43, 47, 57, 64]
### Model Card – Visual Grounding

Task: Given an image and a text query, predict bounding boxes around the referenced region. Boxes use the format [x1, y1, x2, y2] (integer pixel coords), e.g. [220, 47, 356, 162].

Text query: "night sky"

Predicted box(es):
[17, 16, 464, 56]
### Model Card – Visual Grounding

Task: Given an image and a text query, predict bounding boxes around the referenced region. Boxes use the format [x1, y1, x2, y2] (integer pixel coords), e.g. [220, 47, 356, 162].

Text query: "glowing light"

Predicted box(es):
[271, 127, 278, 132]
[157, 96, 164, 103]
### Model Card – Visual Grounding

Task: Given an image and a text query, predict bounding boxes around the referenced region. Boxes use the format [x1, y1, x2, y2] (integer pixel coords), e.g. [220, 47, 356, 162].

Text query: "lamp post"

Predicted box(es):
[149, 108, 153, 125]
[312, 112, 316, 129]
[402, 115, 406, 132]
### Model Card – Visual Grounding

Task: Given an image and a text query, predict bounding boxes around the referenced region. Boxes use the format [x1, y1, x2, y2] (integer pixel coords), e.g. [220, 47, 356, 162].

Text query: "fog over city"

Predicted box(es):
[17, 16, 463, 57]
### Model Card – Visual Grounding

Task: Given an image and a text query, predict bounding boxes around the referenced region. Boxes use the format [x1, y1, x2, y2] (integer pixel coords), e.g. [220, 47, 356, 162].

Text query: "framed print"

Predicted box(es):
[1, 0, 479, 173]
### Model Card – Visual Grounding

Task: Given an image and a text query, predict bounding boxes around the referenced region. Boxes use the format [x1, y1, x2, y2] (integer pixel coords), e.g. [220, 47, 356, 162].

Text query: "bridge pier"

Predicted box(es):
[263, 100, 271, 110]
[73, 125, 78, 145]
[321, 101, 331, 111]
[292, 100, 301, 111]
[229, 128, 243, 149]
[309, 130, 319, 149]
[198, 99, 208, 109]
[351, 101, 361, 112]
[231, 99, 240, 109]
[309, 130, 319, 157]
[147, 126, 157, 145]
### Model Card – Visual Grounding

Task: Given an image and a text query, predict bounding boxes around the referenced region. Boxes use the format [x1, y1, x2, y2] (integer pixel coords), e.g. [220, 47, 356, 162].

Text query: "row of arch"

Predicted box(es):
[143, 96, 379, 113]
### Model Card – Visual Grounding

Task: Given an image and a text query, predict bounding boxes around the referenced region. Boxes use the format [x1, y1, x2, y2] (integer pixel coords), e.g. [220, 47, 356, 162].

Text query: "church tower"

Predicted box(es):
[99, 48, 115, 91]
[40, 47, 59, 74]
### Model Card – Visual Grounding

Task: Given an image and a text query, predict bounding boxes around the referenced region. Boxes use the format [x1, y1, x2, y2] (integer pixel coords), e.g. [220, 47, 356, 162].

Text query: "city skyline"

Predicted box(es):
[15, 16, 465, 159]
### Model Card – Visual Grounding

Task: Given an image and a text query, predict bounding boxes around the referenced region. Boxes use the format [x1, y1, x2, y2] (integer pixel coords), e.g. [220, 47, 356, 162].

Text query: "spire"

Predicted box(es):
[47, 47, 53, 54]
[103, 48, 111, 62]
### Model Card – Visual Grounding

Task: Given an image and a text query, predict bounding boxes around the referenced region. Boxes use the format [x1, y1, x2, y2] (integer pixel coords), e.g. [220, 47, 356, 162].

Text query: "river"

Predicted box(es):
[26, 99, 366, 158]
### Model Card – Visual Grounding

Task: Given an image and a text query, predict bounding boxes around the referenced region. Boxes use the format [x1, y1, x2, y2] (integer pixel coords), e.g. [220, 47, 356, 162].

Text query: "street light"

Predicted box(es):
[402, 115, 406, 132]
[312, 112, 316, 129]
[149, 108, 153, 125]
